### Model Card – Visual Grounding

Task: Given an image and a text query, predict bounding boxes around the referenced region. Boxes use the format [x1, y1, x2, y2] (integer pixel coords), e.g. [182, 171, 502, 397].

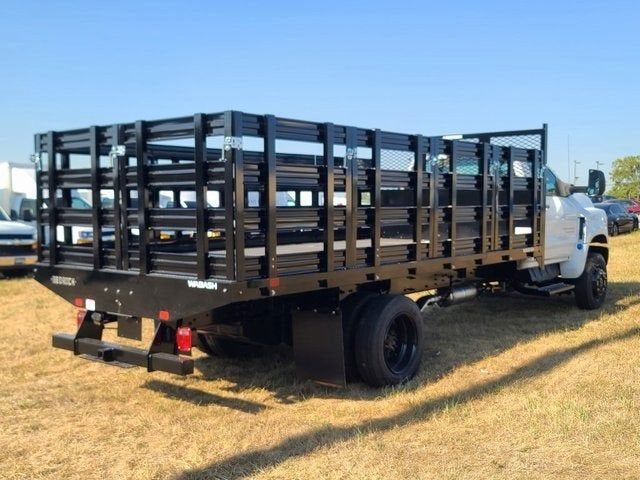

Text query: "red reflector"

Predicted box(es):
[176, 327, 192, 353]
[268, 277, 280, 288]
[74, 298, 84, 307]
[76, 309, 86, 328]
[158, 310, 170, 321]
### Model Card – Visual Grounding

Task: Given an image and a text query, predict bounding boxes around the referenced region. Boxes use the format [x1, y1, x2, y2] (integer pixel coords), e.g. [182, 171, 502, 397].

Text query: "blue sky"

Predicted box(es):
[1, 0, 638, 183]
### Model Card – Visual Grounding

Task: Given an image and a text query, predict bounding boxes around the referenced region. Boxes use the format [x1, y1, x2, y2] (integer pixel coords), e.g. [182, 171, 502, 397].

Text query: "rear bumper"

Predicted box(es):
[0, 255, 37, 269]
[52, 332, 194, 375]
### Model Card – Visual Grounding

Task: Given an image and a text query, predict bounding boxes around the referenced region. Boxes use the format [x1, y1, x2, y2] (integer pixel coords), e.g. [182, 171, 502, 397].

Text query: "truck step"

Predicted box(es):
[537, 283, 575, 295]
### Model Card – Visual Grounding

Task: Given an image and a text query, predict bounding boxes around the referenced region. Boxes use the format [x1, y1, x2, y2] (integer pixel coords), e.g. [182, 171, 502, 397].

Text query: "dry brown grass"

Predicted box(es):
[1, 232, 639, 480]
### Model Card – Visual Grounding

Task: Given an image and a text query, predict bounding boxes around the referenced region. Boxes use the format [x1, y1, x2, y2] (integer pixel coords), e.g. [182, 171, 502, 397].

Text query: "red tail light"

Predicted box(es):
[176, 327, 192, 353]
[76, 309, 87, 328]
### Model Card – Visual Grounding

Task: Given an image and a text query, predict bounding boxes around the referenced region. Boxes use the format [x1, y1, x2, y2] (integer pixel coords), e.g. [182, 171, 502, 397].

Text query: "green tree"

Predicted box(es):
[608, 155, 640, 199]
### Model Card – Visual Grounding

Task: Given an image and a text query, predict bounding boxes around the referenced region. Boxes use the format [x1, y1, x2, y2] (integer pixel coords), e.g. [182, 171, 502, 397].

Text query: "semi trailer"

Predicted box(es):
[32, 111, 609, 387]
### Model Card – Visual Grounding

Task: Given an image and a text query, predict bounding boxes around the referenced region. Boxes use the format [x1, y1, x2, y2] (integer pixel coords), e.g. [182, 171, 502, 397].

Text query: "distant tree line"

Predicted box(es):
[608, 155, 640, 199]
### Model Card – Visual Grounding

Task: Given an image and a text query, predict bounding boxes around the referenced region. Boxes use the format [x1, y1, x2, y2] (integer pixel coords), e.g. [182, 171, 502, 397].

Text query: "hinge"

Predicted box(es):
[109, 145, 126, 168]
[223, 136, 243, 152]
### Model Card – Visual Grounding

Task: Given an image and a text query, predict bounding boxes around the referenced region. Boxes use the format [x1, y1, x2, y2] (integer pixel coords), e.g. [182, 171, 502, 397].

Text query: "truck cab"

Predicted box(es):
[543, 168, 608, 277]
[0, 206, 37, 277]
[514, 167, 609, 310]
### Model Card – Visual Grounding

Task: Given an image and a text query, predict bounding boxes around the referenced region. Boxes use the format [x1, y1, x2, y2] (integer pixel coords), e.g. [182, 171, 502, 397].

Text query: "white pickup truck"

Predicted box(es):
[0, 206, 37, 277]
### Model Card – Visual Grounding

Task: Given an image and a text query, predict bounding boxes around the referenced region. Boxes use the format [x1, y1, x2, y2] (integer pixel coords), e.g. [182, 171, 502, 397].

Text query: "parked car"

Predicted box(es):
[604, 199, 640, 230]
[0, 205, 37, 277]
[589, 194, 617, 203]
[594, 202, 636, 235]
[605, 197, 640, 220]
[41, 195, 116, 245]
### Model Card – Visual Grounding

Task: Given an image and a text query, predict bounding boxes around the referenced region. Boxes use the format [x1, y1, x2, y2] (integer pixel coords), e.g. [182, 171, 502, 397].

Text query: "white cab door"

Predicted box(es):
[544, 169, 578, 263]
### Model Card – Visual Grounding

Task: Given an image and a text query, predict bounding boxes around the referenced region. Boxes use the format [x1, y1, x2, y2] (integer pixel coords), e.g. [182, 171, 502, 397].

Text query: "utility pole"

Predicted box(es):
[567, 135, 571, 179]
[573, 159, 581, 185]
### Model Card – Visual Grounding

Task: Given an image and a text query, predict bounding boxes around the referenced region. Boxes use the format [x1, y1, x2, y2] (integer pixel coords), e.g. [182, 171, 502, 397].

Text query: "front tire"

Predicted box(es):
[355, 295, 424, 387]
[574, 252, 607, 310]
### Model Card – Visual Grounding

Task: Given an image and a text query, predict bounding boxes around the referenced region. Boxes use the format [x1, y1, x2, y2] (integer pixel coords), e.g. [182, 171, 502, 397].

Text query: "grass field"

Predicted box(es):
[1, 232, 639, 480]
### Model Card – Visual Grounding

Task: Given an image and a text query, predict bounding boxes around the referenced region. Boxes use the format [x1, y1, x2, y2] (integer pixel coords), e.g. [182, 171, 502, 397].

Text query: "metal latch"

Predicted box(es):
[223, 136, 243, 152]
[345, 147, 357, 162]
[425, 154, 441, 174]
[30, 153, 42, 171]
[490, 158, 501, 176]
[109, 145, 126, 168]
[537, 164, 546, 179]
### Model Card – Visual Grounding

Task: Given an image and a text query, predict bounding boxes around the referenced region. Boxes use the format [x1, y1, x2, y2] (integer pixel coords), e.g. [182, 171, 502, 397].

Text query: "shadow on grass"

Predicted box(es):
[175, 325, 640, 479]
[142, 379, 267, 414]
[181, 281, 640, 405]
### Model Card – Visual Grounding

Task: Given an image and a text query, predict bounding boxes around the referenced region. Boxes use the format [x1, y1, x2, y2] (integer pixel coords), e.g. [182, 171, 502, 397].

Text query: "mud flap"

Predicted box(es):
[292, 309, 346, 387]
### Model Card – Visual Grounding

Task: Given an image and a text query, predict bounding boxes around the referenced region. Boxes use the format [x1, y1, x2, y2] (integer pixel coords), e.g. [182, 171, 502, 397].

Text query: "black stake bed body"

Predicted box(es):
[33, 110, 547, 384]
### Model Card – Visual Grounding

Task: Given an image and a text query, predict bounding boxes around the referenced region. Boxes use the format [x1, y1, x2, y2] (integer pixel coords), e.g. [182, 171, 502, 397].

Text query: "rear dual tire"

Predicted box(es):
[354, 294, 424, 387]
[341, 292, 377, 381]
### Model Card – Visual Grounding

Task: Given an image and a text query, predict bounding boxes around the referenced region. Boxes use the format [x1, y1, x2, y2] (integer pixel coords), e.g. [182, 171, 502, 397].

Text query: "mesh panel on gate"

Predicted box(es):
[456, 158, 480, 175]
[460, 134, 542, 151]
[485, 134, 542, 151]
[380, 149, 415, 171]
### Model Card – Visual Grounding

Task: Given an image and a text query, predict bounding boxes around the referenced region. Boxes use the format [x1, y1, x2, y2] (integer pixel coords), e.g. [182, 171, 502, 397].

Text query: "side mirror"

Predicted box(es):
[22, 209, 34, 222]
[587, 169, 606, 196]
[10, 209, 18, 221]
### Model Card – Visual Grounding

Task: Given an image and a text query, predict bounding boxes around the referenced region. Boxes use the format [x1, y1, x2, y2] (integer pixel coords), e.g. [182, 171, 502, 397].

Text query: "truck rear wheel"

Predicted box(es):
[196, 334, 259, 357]
[574, 252, 607, 310]
[354, 294, 424, 387]
[341, 291, 377, 381]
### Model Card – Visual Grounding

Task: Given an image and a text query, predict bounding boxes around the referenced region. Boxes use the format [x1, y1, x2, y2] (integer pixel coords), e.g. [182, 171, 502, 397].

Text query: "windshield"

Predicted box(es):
[0, 206, 11, 221]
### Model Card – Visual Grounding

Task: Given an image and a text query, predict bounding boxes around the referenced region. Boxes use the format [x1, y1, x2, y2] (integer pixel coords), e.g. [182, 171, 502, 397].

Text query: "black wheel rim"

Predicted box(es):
[591, 264, 607, 299]
[383, 314, 418, 374]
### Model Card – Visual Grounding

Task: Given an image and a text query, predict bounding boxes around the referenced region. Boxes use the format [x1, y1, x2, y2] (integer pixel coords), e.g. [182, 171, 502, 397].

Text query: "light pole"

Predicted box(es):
[573, 159, 581, 185]
[567, 135, 571, 179]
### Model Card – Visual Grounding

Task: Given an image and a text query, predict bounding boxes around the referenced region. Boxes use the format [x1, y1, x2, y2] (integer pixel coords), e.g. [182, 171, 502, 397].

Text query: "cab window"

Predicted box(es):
[545, 169, 558, 196]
